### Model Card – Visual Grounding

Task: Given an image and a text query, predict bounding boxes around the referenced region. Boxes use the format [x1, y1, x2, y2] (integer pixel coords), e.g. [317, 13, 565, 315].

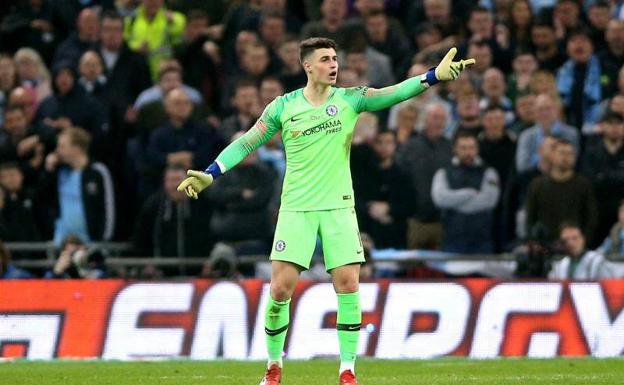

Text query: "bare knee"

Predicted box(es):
[270, 281, 295, 301]
[334, 279, 359, 294]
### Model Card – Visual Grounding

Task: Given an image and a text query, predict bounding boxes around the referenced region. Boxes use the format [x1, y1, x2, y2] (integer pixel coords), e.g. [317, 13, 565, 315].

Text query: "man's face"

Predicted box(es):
[457, 95, 480, 120]
[100, 18, 124, 51]
[468, 11, 493, 38]
[321, 0, 347, 21]
[482, 69, 505, 98]
[396, 107, 418, 130]
[454, 137, 479, 165]
[260, 80, 283, 106]
[185, 17, 208, 42]
[373, 132, 396, 160]
[0, 167, 23, 193]
[538, 136, 558, 165]
[424, 105, 446, 139]
[552, 143, 576, 171]
[79, 52, 103, 81]
[305, 48, 339, 85]
[55, 69, 74, 95]
[56, 134, 78, 163]
[515, 94, 536, 122]
[233, 86, 259, 115]
[235, 31, 259, 57]
[164, 168, 187, 201]
[242, 46, 270, 76]
[78, 9, 100, 41]
[260, 17, 285, 46]
[535, 95, 557, 126]
[424, 0, 450, 23]
[278, 41, 300, 68]
[531, 26, 555, 49]
[365, 14, 388, 42]
[513, 54, 537, 75]
[0, 57, 15, 85]
[567, 34, 593, 63]
[602, 120, 624, 141]
[589, 5, 611, 30]
[468, 44, 492, 73]
[482, 109, 505, 138]
[3, 110, 27, 136]
[606, 20, 624, 52]
[555, 0, 580, 28]
[159, 71, 182, 93]
[560, 227, 585, 258]
[8, 88, 35, 122]
[165, 89, 193, 122]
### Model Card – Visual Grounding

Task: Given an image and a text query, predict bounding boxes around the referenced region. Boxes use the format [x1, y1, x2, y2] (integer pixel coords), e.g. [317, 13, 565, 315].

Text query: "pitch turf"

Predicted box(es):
[0, 358, 623, 385]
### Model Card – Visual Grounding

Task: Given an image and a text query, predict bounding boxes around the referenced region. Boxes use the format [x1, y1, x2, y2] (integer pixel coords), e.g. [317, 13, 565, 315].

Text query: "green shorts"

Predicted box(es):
[270, 207, 365, 271]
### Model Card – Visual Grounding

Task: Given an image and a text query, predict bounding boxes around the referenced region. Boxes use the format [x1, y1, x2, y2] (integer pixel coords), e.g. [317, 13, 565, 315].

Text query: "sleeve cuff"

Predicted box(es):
[204, 161, 224, 178]
[424, 69, 439, 86]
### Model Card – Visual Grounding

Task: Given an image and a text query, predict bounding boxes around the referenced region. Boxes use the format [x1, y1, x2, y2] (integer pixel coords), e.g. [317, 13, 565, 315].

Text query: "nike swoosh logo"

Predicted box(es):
[290, 117, 301, 122]
[356, 250, 363, 254]
[347, 325, 360, 330]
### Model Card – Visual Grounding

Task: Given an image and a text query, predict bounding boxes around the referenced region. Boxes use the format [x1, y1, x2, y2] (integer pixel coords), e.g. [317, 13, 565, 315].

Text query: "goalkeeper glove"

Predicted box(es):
[425, 47, 476, 86]
[176, 162, 222, 199]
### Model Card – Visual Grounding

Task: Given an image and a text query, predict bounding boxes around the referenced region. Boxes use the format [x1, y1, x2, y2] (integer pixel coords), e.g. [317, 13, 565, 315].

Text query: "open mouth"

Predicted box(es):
[329, 71, 337, 79]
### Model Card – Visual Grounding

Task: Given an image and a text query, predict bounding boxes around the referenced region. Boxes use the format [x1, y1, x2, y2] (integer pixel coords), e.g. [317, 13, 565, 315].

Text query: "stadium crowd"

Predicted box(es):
[0, 0, 623, 279]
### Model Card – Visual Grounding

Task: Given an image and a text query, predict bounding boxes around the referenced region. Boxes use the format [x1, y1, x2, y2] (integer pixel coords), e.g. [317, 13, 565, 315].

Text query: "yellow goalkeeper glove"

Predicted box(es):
[176, 170, 214, 199]
[425, 47, 476, 85]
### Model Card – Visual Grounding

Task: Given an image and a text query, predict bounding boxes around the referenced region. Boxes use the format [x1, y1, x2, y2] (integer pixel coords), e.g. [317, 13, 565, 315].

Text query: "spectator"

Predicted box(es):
[133, 62, 202, 110]
[35, 61, 109, 144]
[526, 139, 597, 243]
[301, 0, 350, 47]
[344, 38, 395, 88]
[259, 76, 284, 109]
[557, 29, 602, 133]
[38, 127, 115, 244]
[479, 105, 517, 189]
[417, 0, 459, 38]
[133, 165, 213, 258]
[277, 37, 307, 91]
[8, 87, 39, 129]
[206, 131, 276, 252]
[0, 54, 17, 125]
[222, 41, 273, 109]
[14, 47, 51, 107]
[52, 7, 100, 67]
[507, 0, 534, 50]
[587, 1, 610, 52]
[479, 68, 514, 124]
[598, 20, 624, 98]
[598, 200, 624, 259]
[397, 102, 452, 250]
[432, 131, 500, 253]
[0, 162, 41, 242]
[509, 92, 536, 134]
[392, 103, 419, 145]
[581, 112, 624, 243]
[354, 130, 412, 249]
[531, 20, 566, 72]
[548, 222, 622, 280]
[77, 51, 107, 99]
[145, 88, 224, 189]
[0, 240, 31, 279]
[507, 51, 538, 103]
[362, 10, 410, 78]
[553, 0, 583, 40]
[465, 40, 493, 89]
[124, 0, 186, 80]
[450, 88, 482, 136]
[44, 235, 106, 279]
[516, 93, 579, 173]
[464, 6, 511, 71]
[220, 79, 262, 141]
[259, 11, 287, 52]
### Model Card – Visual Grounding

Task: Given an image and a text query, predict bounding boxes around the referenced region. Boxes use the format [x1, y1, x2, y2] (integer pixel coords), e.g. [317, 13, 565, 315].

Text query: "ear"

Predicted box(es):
[303, 60, 312, 74]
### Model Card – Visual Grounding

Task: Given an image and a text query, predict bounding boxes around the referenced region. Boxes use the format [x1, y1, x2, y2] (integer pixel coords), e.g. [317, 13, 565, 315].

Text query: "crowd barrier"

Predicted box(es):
[1, 279, 623, 360]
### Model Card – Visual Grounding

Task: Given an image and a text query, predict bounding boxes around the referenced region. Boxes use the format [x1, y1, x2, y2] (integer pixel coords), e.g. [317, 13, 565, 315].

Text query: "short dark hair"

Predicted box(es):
[187, 9, 209, 23]
[299, 37, 337, 64]
[453, 130, 478, 145]
[483, 104, 505, 114]
[0, 161, 20, 172]
[101, 10, 123, 23]
[234, 77, 258, 91]
[559, 221, 582, 235]
[4, 105, 25, 116]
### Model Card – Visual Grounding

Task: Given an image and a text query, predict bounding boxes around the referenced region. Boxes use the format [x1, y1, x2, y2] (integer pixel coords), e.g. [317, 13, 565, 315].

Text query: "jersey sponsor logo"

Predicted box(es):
[291, 119, 342, 139]
[275, 240, 286, 252]
[326, 105, 338, 116]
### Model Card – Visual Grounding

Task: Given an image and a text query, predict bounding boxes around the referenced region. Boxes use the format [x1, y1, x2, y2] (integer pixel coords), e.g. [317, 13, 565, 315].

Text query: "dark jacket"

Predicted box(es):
[0, 189, 41, 242]
[37, 162, 115, 241]
[52, 31, 97, 67]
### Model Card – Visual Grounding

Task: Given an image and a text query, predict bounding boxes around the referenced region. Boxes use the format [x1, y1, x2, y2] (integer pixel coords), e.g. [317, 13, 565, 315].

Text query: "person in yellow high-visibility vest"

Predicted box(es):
[124, 0, 186, 81]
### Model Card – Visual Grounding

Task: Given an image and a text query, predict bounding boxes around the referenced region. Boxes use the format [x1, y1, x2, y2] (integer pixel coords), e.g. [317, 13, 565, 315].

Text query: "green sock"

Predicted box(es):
[265, 296, 291, 364]
[336, 292, 361, 369]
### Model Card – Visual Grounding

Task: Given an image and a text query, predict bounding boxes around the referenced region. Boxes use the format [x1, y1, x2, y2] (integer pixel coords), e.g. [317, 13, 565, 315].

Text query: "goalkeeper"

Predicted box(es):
[178, 37, 474, 385]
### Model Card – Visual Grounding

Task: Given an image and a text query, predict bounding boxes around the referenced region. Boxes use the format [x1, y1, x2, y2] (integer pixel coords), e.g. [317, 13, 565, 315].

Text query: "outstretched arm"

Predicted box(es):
[353, 47, 475, 112]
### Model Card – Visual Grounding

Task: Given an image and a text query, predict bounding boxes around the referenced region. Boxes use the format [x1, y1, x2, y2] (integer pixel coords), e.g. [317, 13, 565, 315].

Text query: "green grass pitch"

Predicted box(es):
[0, 358, 623, 385]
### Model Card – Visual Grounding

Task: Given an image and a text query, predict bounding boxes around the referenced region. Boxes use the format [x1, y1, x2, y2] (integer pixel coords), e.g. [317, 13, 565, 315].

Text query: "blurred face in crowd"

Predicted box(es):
[482, 108, 506, 140]
[554, 0, 580, 28]
[567, 34, 593, 63]
[233, 85, 260, 116]
[468, 10, 493, 38]
[8, 87, 35, 123]
[260, 79, 283, 108]
[3, 109, 27, 136]
[260, 16, 285, 47]
[164, 168, 187, 202]
[602, 118, 624, 142]
[457, 94, 480, 120]
[0, 56, 15, 90]
[55, 68, 75, 95]
[0, 167, 23, 194]
[515, 93, 536, 123]
[610, 95, 624, 116]
[535, 93, 559, 127]
[15, 54, 38, 81]
[337, 68, 363, 87]
[346, 52, 367, 77]
[235, 31, 259, 58]
[606, 20, 624, 53]
[560, 227, 585, 258]
[79, 51, 103, 81]
[538, 136, 558, 167]
[551, 142, 576, 172]
[424, 0, 450, 23]
[530, 71, 557, 96]
[423, 103, 447, 140]
[513, 53, 538, 76]
[454, 136, 479, 166]
[467, 43, 492, 73]
[511, 0, 532, 28]
[242, 45, 270, 76]
[355, 0, 384, 15]
[396, 104, 418, 131]
[373, 131, 396, 161]
[100, 17, 124, 51]
[531, 25, 556, 50]
[589, 5, 611, 30]
[77, 8, 100, 41]
[482, 68, 506, 99]
[56, 133, 81, 163]
[365, 13, 388, 43]
[322, 0, 348, 22]
[165, 88, 193, 123]
[415, 26, 443, 50]
[278, 40, 300, 70]
[185, 16, 208, 42]
[159, 70, 182, 93]
[143, 0, 164, 17]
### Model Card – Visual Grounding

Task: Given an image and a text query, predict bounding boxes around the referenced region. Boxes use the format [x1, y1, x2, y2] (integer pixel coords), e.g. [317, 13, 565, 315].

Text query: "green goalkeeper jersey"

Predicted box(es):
[215, 76, 429, 211]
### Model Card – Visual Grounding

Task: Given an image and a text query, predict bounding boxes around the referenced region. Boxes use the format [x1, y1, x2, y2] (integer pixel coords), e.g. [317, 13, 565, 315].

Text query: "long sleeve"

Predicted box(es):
[515, 129, 534, 173]
[457, 168, 500, 214]
[431, 168, 477, 209]
[343, 75, 429, 113]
